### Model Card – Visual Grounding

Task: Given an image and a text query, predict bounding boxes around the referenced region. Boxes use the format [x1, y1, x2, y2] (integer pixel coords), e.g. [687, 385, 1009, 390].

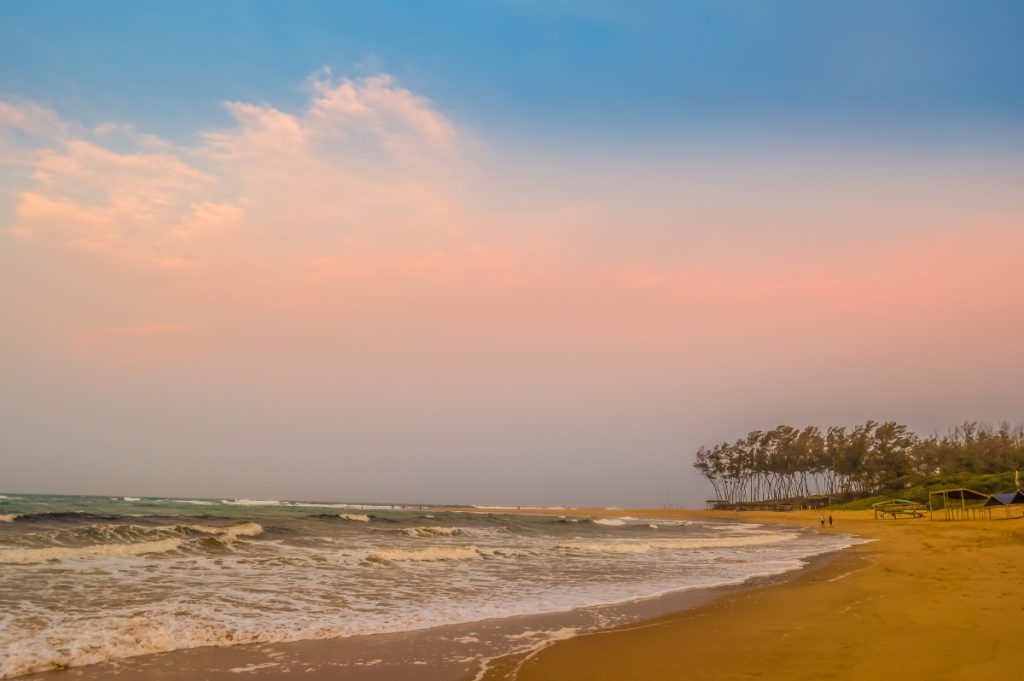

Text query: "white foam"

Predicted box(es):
[719, 522, 765, 532]
[339, 514, 370, 522]
[222, 499, 282, 506]
[0, 538, 183, 564]
[179, 522, 264, 540]
[366, 546, 481, 563]
[557, 533, 797, 554]
[403, 526, 463, 538]
[592, 518, 626, 526]
[473, 627, 579, 681]
[0, 514, 19, 523]
[165, 498, 217, 506]
[122, 497, 141, 502]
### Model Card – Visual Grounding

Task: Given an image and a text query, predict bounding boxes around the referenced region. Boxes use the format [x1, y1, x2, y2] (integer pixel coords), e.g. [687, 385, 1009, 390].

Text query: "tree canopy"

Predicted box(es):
[693, 421, 1024, 504]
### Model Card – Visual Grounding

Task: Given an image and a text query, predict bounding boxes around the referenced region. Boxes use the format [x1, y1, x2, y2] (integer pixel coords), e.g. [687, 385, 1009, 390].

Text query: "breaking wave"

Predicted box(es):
[178, 521, 264, 541]
[366, 546, 482, 563]
[0, 522, 263, 565]
[0, 514, 19, 523]
[402, 526, 463, 538]
[0, 538, 184, 564]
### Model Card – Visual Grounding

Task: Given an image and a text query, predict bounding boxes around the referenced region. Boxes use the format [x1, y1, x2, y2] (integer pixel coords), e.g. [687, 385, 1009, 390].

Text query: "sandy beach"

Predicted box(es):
[479, 508, 1024, 681]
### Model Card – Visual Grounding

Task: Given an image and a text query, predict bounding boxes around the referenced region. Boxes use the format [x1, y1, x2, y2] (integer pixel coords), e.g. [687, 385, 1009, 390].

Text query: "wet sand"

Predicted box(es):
[479, 508, 1024, 681]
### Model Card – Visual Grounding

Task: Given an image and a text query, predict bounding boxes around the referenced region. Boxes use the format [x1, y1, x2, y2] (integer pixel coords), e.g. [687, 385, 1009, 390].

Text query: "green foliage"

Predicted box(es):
[693, 421, 1024, 504]
[831, 472, 1017, 509]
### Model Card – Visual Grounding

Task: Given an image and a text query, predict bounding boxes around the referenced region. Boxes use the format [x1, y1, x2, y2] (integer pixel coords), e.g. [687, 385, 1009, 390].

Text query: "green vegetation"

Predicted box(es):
[694, 421, 1024, 506]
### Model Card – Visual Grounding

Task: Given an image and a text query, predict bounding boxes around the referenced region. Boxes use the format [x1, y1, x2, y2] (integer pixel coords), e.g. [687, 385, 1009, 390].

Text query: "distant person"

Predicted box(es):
[828, 514, 833, 528]
[819, 514, 825, 528]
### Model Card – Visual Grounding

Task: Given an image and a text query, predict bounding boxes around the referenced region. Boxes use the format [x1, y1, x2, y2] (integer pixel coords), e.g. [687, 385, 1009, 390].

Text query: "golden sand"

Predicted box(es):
[479, 509, 1024, 681]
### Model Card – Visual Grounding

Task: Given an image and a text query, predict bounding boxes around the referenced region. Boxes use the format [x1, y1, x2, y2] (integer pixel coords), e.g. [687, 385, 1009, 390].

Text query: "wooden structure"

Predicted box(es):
[871, 499, 926, 519]
[983, 490, 1024, 518]
[928, 488, 993, 520]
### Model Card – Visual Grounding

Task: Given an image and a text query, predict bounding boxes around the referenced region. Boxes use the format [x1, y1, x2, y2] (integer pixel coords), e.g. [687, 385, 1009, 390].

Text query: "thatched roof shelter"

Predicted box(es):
[928, 488, 993, 520]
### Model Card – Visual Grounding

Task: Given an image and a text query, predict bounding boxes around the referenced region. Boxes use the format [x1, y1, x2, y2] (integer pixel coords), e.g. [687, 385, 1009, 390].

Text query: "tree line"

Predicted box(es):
[693, 421, 1024, 503]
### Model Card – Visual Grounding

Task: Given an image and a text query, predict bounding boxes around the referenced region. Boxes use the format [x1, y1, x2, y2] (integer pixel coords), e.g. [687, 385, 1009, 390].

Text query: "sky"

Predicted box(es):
[1, 1, 1022, 507]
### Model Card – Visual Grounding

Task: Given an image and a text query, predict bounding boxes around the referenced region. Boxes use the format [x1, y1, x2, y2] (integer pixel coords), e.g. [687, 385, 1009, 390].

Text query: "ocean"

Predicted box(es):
[0, 494, 864, 679]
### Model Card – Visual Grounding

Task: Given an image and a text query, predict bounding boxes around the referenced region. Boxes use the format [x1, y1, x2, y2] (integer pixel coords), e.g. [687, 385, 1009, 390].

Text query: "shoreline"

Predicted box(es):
[13, 510, 849, 681]
[478, 508, 1024, 681]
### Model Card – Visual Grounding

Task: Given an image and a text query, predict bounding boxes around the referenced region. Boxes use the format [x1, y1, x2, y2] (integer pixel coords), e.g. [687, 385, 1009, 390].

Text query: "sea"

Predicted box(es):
[0, 494, 865, 679]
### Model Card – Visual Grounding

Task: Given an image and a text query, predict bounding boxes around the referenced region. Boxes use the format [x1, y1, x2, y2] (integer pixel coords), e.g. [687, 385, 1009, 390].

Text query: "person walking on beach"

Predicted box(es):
[819, 514, 825, 528]
[828, 514, 833, 528]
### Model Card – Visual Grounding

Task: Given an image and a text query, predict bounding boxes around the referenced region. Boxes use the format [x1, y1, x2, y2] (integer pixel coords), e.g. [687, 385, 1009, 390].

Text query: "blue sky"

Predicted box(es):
[2, 0, 1022, 144]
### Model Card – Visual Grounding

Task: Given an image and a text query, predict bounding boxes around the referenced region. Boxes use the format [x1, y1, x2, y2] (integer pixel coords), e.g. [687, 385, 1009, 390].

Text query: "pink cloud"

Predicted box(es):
[0, 100, 68, 140]
[2, 71, 464, 274]
[306, 70, 456, 151]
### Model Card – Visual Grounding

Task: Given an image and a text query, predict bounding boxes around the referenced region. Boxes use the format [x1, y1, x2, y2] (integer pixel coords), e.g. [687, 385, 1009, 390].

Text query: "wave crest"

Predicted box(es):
[0, 522, 263, 565]
[366, 546, 481, 563]
[402, 526, 462, 538]
[0, 538, 183, 564]
[177, 521, 264, 541]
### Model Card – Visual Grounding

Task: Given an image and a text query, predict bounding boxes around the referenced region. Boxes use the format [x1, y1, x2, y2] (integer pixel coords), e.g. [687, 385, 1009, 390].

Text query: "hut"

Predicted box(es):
[928, 488, 993, 520]
[983, 490, 1024, 518]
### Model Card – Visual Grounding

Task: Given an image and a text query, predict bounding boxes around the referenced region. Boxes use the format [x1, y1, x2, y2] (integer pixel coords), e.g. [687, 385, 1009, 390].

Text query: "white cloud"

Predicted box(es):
[1, 70, 466, 272]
